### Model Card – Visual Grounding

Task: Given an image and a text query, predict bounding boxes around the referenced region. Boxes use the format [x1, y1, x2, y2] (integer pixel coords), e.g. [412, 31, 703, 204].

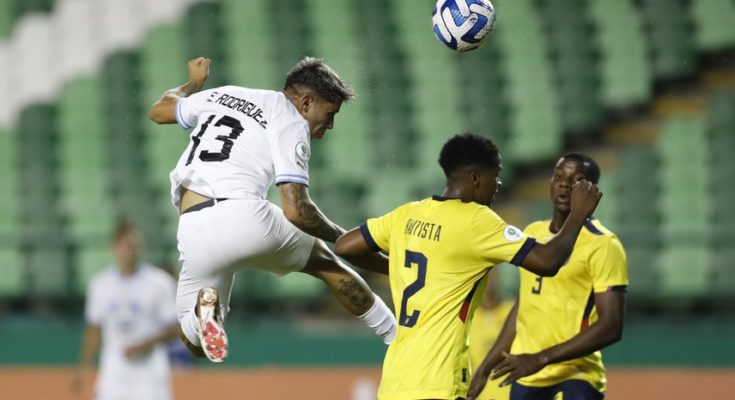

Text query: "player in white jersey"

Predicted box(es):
[75, 222, 179, 400]
[148, 57, 396, 362]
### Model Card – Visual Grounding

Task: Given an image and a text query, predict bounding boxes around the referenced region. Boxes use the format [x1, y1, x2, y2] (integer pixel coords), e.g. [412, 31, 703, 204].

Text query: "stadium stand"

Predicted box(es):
[497, 0, 562, 162]
[589, 0, 652, 108]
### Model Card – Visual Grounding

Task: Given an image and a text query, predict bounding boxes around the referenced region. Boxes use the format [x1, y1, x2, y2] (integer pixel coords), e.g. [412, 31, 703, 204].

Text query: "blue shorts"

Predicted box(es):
[510, 380, 604, 400]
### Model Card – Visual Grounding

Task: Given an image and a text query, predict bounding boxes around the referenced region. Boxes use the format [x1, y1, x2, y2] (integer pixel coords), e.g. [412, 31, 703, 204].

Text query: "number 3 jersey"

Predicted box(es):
[360, 196, 536, 400]
[171, 86, 311, 207]
[512, 218, 628, 393]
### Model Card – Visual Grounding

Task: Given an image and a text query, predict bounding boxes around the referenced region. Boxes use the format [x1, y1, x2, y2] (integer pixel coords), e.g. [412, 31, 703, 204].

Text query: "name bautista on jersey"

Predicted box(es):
[405, 218, 442, 242]
[208, 92, 268, 129]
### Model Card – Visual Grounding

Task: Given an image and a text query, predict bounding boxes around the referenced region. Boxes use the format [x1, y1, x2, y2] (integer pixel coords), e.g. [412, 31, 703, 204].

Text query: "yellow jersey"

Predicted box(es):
[469, 299, 516, 400]
[470, 300, 515, 400]
[511, 218, 628, 392]
[362, 196, 536, 400]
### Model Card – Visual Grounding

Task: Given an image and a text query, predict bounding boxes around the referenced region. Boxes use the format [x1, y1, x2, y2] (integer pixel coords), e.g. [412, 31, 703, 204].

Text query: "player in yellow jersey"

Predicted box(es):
[335, 134, 603, 400]
[468, 268, 515, 400]
[467, 153, 628, 400]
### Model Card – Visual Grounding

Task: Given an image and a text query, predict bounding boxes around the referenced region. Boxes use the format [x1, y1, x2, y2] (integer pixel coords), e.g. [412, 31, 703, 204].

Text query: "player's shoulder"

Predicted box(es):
[523, 219, 551, 235]
[581, 218, 624, 248]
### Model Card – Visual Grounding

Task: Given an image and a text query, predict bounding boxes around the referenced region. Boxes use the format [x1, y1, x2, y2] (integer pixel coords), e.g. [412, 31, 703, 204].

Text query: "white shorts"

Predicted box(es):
[175, 199, 315, 322]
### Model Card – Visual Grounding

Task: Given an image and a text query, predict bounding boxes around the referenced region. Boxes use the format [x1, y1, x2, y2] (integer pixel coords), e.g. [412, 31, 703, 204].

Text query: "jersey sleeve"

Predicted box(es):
[589, 236, 629, 293]
[175, 88, 220, 130]
[361, 206, 404, 253]
[271, 121, 311, 186]
[84, 278, 103, 326]
[472, 208, 536, 266]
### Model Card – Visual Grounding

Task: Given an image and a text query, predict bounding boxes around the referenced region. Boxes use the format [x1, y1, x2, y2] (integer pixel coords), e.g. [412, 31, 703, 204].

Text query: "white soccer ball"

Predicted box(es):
[432, 0, 496, 52]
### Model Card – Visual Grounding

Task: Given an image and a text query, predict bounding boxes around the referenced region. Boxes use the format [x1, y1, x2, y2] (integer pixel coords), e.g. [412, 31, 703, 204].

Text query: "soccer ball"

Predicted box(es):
[432, 0, 496, 52]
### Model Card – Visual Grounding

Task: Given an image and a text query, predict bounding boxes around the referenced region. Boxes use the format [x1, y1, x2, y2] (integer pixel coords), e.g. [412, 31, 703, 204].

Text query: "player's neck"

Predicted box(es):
[440, 185, 467, 202]
[119, 263, 138, 277]
[550, 210, 568, 233]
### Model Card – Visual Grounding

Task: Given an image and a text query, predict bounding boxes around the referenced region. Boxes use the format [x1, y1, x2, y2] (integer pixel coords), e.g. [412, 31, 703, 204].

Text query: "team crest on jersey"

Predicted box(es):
[295, 142, 310, 161]
[503, 225, 524, 242]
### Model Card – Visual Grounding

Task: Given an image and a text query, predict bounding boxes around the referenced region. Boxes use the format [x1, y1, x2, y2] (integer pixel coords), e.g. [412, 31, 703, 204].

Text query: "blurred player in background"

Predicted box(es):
[148, 57, 395, 363]
[74, 221, 179, 400]
[335, 133, 602, 400]
[468, 267, 515, 400]
[468, 153, 628, 400]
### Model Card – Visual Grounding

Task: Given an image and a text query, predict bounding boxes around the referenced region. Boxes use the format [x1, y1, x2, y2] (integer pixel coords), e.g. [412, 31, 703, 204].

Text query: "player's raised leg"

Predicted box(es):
[301, 239, 396, 344]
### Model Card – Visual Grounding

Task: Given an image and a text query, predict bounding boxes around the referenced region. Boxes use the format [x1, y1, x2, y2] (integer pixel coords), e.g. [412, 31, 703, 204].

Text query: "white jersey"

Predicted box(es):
[171, 86, 311, 207]
[85, 264, 178, 400]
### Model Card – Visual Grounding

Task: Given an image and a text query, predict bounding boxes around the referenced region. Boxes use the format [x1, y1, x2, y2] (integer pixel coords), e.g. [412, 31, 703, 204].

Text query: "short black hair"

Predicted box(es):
[284, 57, 355, 104]
[438, 133, 501, 177]
[561, 152, 601, 184]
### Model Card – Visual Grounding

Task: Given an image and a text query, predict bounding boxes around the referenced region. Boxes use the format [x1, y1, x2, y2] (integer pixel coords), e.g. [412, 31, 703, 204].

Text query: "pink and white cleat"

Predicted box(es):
[196, 287, 228, 363]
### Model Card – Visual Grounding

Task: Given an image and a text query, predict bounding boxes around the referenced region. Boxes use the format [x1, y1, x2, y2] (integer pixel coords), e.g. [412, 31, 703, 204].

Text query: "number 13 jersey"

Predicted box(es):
[360, 196, 536, 400]
[171, 86, 311, 207]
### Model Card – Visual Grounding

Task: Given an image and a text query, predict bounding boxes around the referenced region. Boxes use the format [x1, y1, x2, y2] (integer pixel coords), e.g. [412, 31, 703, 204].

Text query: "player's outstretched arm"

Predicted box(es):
[490, 291, 625, 387]
[466, 302, 518, 400]
[278, 182, 346, 243]
[518, 180, 602, 277]
[148, 57, 210, 124]
[334, 228, 390, 275]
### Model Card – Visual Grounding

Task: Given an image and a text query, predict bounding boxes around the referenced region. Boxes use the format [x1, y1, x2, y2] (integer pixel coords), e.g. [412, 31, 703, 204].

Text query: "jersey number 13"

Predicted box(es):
[186, 114, 244, 165]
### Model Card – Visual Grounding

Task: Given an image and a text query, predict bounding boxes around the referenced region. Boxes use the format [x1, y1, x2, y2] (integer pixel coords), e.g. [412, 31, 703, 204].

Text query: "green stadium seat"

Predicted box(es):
[691, 0, 735, 52]
[0, 247, 24, 296]
[222, 0, 278, 88]
[657, 245, 712, 297]
[625, 247, 660, 299]
[0, 130, 20, 238]
[497, 0, 562, 161]
[185, 1, 226, 88]
[395, 0, 465, 179]
[75, 246, 114, 294]
[364, 171, 421, 218]
[640, 0, 698, 79]
[140, 23, 190, 199]
[711, 248, 735, 297]
[589, 0, 651, 108]
[26, 245, 69, 297]
[306, 0, 374, 183]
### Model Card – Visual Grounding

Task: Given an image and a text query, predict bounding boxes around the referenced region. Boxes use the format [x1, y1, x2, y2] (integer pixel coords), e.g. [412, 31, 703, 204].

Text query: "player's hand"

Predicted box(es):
[125, 340, 154, 359]
[490, 351, 547, 387]
[569, 179, 602, 219]
[187, 57, 211, 87]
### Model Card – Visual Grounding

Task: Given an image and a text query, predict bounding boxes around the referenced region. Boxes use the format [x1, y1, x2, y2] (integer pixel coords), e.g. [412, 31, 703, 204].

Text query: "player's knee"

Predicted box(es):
[304, 240, 339, 272]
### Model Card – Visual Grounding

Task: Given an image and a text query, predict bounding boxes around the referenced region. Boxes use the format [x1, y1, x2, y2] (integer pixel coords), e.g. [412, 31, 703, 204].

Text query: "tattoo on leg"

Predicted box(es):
[338, 278, 370, 309]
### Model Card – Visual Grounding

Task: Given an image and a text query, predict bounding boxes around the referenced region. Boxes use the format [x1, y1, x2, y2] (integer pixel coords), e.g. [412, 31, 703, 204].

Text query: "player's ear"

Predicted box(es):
[470, 169, 481, 188]
[301, 93, 313, 113]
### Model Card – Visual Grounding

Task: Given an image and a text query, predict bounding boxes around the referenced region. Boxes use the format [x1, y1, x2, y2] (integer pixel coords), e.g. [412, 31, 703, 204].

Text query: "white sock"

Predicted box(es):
[181, 309, 201, 347]
[357, 294, 397, 345]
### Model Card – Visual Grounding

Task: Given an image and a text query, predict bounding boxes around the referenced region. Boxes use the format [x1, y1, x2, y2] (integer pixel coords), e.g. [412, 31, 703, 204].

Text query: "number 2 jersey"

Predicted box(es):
[360, 196, 537, 400]
[171, 86, 311, 207]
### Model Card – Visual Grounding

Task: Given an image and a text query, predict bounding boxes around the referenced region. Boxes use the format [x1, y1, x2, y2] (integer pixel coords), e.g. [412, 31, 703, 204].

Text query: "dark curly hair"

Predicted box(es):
[438, 133, 501, 177]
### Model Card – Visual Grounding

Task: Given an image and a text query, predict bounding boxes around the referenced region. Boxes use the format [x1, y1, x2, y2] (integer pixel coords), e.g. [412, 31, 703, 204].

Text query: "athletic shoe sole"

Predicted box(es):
[196, 287, 228, 363]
